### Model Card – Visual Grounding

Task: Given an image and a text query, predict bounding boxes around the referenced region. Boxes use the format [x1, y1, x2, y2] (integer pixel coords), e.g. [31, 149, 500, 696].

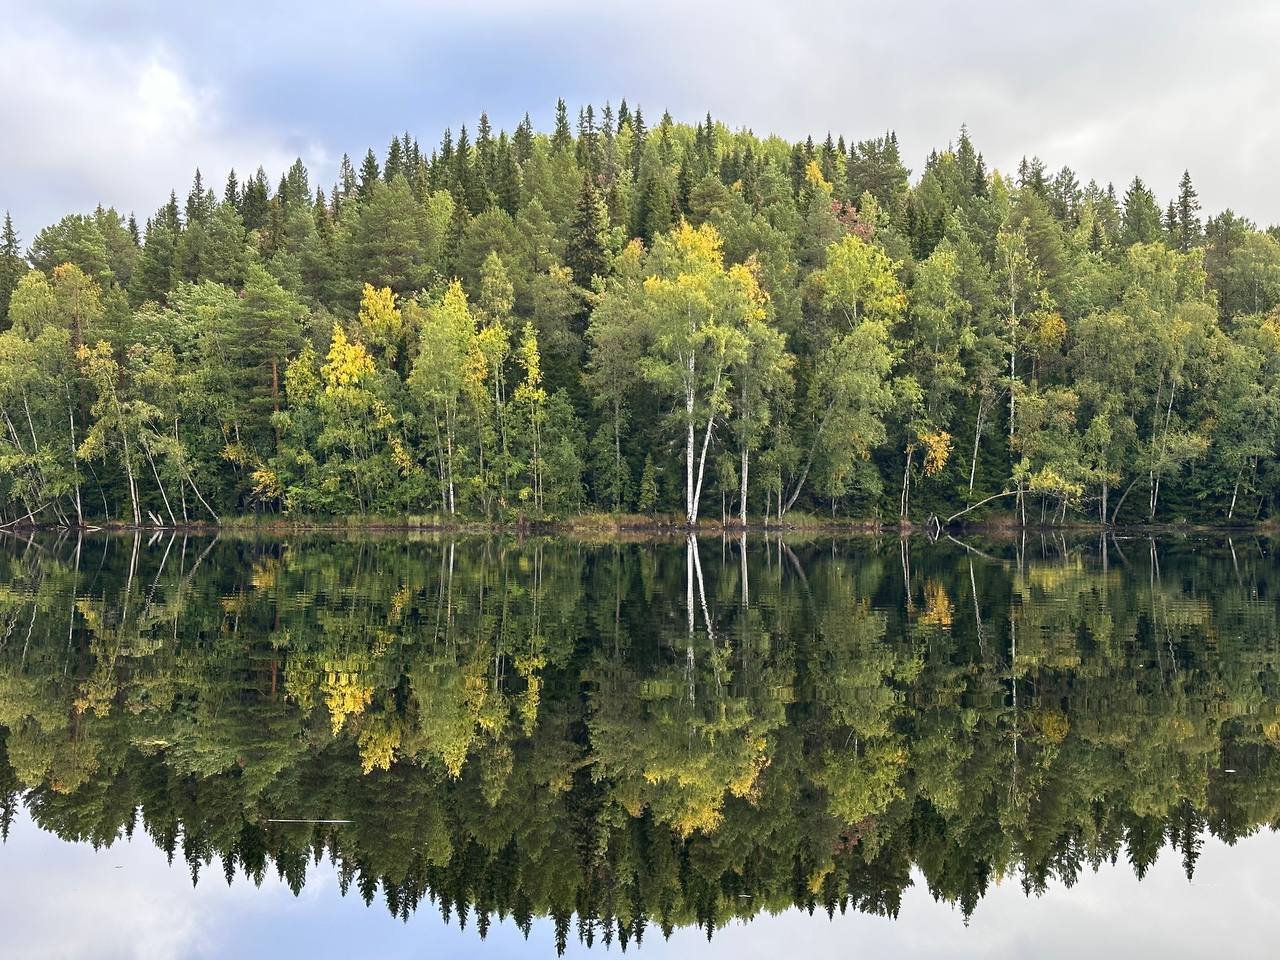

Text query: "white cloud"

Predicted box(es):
[0, 16, 321, 240]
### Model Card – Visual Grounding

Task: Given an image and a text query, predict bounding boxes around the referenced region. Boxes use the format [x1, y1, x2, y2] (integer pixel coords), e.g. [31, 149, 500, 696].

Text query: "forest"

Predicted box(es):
[1, 534, 1277, 951]
[2, 100, 1280, 527]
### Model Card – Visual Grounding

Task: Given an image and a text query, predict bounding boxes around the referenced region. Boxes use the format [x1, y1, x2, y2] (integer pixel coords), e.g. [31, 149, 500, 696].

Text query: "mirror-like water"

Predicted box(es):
[1, 532, 1279, 958]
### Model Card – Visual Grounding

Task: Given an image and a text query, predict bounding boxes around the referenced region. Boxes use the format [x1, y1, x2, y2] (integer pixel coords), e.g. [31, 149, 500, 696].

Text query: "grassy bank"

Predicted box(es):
[19, 509, 1276, 539]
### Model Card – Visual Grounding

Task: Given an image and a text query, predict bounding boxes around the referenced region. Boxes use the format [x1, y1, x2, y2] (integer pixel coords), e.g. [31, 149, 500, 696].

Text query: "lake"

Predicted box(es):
[2, 531, 1279, 958]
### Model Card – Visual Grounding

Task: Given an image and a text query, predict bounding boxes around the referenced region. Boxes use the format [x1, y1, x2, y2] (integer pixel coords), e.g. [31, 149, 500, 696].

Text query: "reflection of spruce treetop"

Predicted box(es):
[0, 535, 1276, 952]
[2, 104, 1279, 527]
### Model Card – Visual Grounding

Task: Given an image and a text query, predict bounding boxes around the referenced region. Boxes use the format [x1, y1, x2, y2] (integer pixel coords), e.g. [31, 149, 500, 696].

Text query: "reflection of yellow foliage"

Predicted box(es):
[822, 744, 907, 825]
[1035, 709, 1070, 744]
[808, 861, 834, 895]
[515, 652, 546, 735]
[324, 652, 375, 735]
[1264, 720, 1280, 745]
[357, 713, 402, 773]
[250, 558, 279, 591]
[918, 581, 954, 629]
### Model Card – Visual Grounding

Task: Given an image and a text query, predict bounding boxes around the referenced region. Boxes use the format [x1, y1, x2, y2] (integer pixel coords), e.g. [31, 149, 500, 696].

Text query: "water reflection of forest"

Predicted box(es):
[1, 532, 1276, 953]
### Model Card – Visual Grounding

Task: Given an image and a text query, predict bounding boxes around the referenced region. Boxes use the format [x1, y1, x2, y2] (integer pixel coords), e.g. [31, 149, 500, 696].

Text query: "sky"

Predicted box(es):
[2, 0, 1279, 242]
[4, 806, 1280, 959]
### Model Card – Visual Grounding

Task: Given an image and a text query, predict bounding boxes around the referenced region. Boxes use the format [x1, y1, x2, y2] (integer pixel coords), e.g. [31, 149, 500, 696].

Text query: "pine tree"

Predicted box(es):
[232, 263, 306, 449]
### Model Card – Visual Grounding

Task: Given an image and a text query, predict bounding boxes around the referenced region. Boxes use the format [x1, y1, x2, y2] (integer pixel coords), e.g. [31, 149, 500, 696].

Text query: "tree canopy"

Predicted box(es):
[4, 105, 1279, 525]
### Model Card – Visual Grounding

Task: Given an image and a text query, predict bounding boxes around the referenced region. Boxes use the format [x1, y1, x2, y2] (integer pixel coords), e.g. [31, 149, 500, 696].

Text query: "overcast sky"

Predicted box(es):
[3, 0, 1279, 242]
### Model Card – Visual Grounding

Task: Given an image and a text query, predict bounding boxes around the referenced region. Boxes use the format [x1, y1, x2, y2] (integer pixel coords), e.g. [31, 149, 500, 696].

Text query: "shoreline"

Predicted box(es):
[4, 513, 1275, 539]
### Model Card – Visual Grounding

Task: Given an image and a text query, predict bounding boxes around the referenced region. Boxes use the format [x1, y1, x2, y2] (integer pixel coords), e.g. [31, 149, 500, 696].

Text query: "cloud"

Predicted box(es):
[0, 13, 323, 241]
[3, 0, 1279, 242]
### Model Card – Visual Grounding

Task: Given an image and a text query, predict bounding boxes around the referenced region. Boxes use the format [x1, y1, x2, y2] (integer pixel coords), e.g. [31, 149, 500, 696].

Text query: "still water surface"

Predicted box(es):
[1, 532, 1278, 957]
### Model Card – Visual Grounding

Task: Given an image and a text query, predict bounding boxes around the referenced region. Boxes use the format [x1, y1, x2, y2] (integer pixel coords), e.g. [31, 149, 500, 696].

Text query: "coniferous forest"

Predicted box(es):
[2, 100, 1280, 528]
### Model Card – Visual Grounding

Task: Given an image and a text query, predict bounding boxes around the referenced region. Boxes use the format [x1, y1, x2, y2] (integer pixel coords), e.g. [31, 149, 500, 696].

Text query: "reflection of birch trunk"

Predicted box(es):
[690, 533, 721, 695]
[691, 534, 715, 647]
[1009, 592, 1018, 800]
[968, 556, 984, 658]
[685, 535, 696, 706]
[122, 531, 140, 625]
[68, 533, 81, 654]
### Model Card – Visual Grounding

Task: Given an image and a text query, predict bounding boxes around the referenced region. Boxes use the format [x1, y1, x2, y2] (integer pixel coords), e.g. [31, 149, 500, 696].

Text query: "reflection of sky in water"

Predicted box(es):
[4, 808, 1276, 959]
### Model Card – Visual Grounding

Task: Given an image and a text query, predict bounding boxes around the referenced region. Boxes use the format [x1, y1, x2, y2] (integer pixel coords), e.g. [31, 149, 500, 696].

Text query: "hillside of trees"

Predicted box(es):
[2, 101, 1280, 526]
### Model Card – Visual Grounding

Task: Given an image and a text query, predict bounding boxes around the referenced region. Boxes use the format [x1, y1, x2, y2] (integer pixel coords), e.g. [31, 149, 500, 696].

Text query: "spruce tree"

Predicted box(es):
[129, 194, 181, 305]
[358, 149, 381, 201]
[223, 169, 240, 208]
[454, 125, 485, 214]
[565, 173, 609, 288]
[185, 169, 212, 225]
[638, 455, 658, 514]
[1121, 177, 1162, 245]
[0, 212, 24, 325]
[1088, 216, 1105, 253]
[552, 98, 573, 154]
[630, 107, 647, 177]
[495, 137, 522, 215]
[241, 169, 271, 231]
[338, 154, 357, 197]
[1175, 169, 1201, 251]
[513, 113, 534, 165]
[384, 136, 404, 182]
[475, 112, 496, 193]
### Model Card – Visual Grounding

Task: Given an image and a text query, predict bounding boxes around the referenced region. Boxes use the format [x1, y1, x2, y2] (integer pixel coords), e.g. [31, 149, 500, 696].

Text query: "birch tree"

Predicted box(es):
[633, 222, 755, 525]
